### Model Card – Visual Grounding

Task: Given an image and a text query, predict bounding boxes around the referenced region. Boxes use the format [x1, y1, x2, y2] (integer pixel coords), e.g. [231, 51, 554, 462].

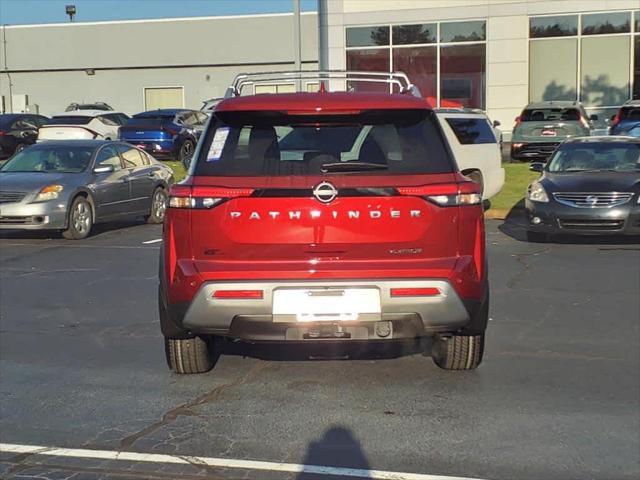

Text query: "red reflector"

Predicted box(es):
[212, 290, 263, 299]
[390, 287, 440, 297]
[191, 187, 254, 198]
[397, 184, 458, 196]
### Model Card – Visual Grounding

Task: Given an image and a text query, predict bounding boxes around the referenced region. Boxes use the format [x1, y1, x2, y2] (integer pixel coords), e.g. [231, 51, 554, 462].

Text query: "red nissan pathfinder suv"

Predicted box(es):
[160, 72, 488, 374]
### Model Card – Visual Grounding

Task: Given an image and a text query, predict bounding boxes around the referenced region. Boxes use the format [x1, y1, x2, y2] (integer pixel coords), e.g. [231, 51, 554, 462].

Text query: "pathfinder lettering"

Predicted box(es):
[229, 210, 422, 220]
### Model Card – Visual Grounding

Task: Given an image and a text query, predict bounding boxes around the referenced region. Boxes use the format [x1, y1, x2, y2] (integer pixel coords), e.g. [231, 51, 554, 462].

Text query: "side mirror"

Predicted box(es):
[589, 114, 599, 121]
[529, 162, 544, 172]
[493, 120, 501, 128]
[93, 164, 115, 174]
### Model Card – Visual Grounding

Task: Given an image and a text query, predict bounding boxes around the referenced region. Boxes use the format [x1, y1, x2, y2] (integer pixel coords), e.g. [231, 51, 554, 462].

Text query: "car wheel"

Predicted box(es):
[178, 139, 195, 166]
[432, 334, 484, 370]
[165, 336, 214, 374]
[146, 187, 167, 224]
[526, 230, 548, 243]
[62, 196, 93, 240]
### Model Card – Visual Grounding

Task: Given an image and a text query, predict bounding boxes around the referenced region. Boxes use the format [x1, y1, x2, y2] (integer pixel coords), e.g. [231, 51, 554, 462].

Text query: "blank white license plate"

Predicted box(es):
[272, 288, 381, 322]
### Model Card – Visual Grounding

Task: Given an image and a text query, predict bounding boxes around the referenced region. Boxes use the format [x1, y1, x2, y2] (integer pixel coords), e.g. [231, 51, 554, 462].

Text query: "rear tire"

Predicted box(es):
[165, 336, 214, 374]
[178, 139, 195, 168]
[432, 334, 484, 370]
[145, 187, 167, 224]
[62, 196, 93, 240]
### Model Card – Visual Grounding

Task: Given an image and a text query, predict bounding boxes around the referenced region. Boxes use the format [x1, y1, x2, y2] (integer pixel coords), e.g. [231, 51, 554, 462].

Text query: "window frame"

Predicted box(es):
[344, 19, 487, 108]
[94, 145, 124, 171]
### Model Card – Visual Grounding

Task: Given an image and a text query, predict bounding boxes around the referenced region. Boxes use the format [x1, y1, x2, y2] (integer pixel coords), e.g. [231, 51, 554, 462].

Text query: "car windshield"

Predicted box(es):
[0, 145, 94, 173]
[521, 108, 580, 122]
[547, 143, 640, 172]
[48, 116, 93, 125]
[194, 109, 454, 176]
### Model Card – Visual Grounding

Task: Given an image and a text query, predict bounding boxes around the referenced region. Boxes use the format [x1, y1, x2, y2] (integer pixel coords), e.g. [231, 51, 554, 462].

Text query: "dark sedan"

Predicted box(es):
[0, 113, 49, 159]
[119, 109, 208, 166]
[0, 140, 173, 239]
[525, 136, 640, 241]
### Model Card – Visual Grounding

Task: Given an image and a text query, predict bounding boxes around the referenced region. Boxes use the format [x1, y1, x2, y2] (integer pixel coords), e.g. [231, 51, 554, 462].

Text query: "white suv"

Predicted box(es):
[435, 109, 505, 200]
[38, 111, 129, 142]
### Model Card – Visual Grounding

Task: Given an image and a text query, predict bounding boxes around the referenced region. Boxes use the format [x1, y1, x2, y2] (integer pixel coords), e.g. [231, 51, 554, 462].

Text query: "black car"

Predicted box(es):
[525, 136, 640, 241]
[0, 113, 49, 159]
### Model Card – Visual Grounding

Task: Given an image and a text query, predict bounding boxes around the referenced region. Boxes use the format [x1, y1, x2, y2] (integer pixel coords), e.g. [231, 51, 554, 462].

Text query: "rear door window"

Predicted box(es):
[95, 146, 123, 170]
[194, 109, 454, 176]
[445, 117, 496, 144]
[117, 145, 146, 168]
[620, 107, 640, 120]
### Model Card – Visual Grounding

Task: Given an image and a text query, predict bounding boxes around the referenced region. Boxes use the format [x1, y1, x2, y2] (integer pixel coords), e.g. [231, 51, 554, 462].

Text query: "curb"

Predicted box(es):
[485, 208, 524, 220]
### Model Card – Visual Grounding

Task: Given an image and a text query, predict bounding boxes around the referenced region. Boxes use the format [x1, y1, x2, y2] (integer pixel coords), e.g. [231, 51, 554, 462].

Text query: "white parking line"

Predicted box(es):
[142, 238, 163, 244]
[0, 443, 488, 480]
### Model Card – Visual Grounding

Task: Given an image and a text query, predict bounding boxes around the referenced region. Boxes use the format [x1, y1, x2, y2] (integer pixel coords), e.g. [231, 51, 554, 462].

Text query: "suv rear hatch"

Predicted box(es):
[38, 116, 98, 140]
[174, 108, 478, 279]
[513, 107, 588, 142]
[119, 116, 175, 142]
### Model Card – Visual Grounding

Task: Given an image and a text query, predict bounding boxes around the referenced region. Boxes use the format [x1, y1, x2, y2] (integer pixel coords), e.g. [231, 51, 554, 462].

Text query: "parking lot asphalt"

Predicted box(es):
[0, 219, 638, 480]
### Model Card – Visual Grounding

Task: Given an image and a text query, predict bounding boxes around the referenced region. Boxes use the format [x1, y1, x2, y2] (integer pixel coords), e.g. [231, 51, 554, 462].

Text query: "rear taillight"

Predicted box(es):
[0, 130, 5, 136]
[397, 182, 482, 207]
[390, 287, 440, 297]
[168, 185, 254, 209]
[514, 115, 522, 128]
[212, 290, 263, 299]
[611, 111, 621, 128]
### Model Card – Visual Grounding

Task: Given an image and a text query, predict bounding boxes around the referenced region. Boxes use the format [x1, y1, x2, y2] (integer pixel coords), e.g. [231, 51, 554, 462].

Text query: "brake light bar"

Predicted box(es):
[168, 185, 254, 209]
[212, 290, 263, 299]
[390, 287, 441, 297]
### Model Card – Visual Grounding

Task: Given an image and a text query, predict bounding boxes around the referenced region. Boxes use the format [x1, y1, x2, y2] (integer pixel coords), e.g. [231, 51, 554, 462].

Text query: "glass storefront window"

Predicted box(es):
[346, 26, 390, 47]
[634, 37, 640, 99]
[440, 21, 485, 43]
[581, 36, 631, 106]
[440, 44, 485, 109]
[392, 46, 437, 102]
[346, 48, 390, 92]
[392, 24, 436, 45]
[529, 38, 578, 102]
[635, 11, 640, 32]
[582, 12, 631, 35]
[529, 15, 578, 38]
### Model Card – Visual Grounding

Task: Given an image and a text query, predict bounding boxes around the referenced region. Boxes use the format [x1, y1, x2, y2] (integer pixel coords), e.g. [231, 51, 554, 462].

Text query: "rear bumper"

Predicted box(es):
[168, 279, 481, 341]
[122, 139, 176, 158]
[525, 199, 640, 235]
[511, 142, 561, 161]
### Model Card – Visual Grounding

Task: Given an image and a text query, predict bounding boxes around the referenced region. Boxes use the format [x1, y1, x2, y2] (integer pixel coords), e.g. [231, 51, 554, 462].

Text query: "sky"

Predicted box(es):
[0, 0, 317, 25]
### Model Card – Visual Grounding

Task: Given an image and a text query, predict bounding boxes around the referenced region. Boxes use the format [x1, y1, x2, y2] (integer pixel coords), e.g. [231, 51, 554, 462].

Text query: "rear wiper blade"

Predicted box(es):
[321, 162, 388, 172]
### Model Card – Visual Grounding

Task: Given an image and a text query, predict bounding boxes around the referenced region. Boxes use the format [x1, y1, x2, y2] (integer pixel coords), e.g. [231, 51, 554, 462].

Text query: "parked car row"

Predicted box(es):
[511, 99, 640, 163]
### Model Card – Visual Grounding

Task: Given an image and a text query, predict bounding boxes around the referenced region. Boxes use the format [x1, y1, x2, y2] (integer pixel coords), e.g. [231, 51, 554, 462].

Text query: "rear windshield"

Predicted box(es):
[194, 109, 454, 176]
[127, 115, 174, 126]
[620, 107, 640, 120]
[521, 108, 581, 122]
[48, 116, 92, 125]
[547, 143, 640, 172]
[445, 117, 496, 145]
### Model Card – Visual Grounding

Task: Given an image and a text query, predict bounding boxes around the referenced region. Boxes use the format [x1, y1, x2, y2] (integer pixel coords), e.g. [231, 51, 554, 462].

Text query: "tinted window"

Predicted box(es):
[548, 143, 640, 172]
[521, 108, 581, 121]
[529, 15, 578, 38]
[179, 111, 200, 126]
[98, 115, 118, 126]
[440, 21, 486, 43]
[48, 116, 92, 125]
[346, 26, 390, 47]
[33, 116, 49, 127]
[582, 12, 631, 35]
[620, 106, 640, 120]
[1, 145, 93, 173]
[194, 109, 453, 177]
[117, 145, 145, 168]
[95, 146, 122, 171]
[12, 118, 37, 130]
[393, 24, 436, 44]
[126, 115, 173, 127]
[196, 112, 209, 125]
[445, 118, 496, 144]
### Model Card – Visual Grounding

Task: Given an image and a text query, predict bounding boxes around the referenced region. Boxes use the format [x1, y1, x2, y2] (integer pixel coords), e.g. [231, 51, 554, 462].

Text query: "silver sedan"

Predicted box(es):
[0, 140, 173, 239]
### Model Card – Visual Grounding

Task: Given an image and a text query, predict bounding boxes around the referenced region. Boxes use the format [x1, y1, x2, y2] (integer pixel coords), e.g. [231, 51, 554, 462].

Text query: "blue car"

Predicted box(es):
[610, 100, 640, 137]
[119, 109, 208, 165]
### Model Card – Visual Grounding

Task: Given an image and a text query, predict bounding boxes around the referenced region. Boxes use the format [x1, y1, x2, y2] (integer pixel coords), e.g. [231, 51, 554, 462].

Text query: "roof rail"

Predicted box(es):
[224, 70, 422, 98]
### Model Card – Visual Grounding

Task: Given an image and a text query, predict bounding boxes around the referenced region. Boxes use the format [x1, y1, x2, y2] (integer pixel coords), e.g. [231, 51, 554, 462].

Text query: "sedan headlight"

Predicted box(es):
[527, 181, 549, 203]
[35, 184, 64, 202]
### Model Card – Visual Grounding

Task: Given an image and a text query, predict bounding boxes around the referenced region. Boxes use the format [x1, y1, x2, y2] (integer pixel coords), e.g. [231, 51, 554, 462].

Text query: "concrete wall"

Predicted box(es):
[0, 12, 318, 116]
[328, 0, 639, 135]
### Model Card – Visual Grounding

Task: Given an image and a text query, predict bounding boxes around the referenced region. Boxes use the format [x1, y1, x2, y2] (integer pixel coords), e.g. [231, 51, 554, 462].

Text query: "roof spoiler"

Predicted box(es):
[223, 70, 422, 99]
